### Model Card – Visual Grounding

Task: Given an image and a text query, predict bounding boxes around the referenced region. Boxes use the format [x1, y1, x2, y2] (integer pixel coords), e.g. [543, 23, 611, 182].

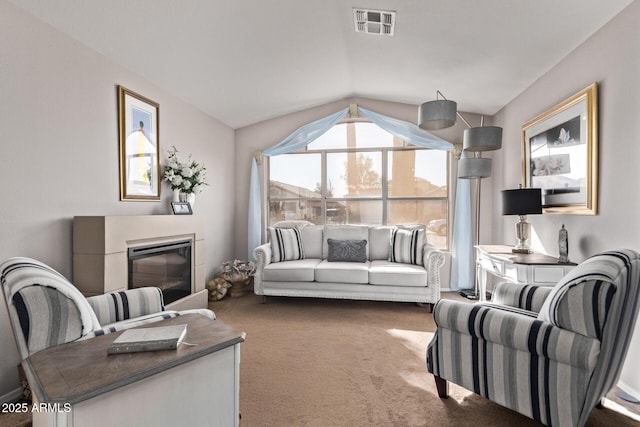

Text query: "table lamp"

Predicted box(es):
[502, 188, 542, 253]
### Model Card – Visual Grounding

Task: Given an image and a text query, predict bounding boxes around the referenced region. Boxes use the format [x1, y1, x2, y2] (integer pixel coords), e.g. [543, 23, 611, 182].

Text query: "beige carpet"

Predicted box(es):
[2, 292, 639, 427]
[211, 292, 640, 427]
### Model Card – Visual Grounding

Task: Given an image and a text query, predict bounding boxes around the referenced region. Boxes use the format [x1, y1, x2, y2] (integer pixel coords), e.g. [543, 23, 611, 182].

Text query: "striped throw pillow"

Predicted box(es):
[87, 287, 165, 325]
[268, 227, 305, 262]
[389, 228, 425, 266]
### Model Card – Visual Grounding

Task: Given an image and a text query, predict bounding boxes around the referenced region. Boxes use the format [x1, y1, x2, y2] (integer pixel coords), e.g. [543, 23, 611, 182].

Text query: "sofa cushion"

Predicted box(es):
[301, 225, 323, 259]
[272, 220, 313, 229]
[369, 260, 427, 287]
[369, 226, 396, 261]
[315, 260, 370, 284]
[323, 225, 369, 259]
[263, 259, 322, 282]
[389, 228, 425, 266]
[327, 239, 367, 263]
[398, 224, 427, 232]
[268, 227, 304, 262]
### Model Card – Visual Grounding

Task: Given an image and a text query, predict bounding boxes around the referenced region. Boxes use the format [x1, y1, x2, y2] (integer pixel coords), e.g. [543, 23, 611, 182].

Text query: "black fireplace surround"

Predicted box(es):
[128, 240, 192, 305]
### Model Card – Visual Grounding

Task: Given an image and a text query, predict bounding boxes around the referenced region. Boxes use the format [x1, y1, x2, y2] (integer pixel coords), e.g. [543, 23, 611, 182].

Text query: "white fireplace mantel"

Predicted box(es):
[72, 215, 207, 310]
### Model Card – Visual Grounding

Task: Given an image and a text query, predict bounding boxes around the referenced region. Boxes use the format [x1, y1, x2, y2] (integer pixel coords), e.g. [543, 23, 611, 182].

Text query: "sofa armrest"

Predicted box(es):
[423, 244, 445, 298]
[87, 287, 166, 326]
[253, 243, 272, 267]
[491, 282, 553, 313]
[432, 299, 599, 371]
[252, 243, 272, 295]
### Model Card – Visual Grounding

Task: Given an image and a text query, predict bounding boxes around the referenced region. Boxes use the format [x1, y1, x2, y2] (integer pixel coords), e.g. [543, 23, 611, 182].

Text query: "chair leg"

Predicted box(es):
[434, 375, 449, 399]
[17, 364, 32, 402]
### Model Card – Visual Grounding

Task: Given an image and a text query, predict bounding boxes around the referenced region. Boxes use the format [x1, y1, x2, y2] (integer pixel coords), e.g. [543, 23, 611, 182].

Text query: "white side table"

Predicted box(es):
[23, 314, 244, 427]
[475, 245, 576, 302]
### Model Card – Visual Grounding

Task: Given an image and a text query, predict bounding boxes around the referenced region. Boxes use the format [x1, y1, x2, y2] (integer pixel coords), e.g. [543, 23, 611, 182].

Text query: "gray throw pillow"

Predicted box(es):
[327, 239, 367, 263]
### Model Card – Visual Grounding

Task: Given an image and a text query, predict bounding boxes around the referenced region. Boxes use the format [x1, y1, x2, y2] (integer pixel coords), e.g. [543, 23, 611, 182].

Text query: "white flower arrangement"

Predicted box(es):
[163, 146, 207, 194]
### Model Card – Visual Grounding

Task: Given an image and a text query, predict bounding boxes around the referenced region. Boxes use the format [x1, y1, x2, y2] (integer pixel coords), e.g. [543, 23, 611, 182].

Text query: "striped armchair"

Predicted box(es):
[426, 249, 640, 427]
[1, 257, 215, 360]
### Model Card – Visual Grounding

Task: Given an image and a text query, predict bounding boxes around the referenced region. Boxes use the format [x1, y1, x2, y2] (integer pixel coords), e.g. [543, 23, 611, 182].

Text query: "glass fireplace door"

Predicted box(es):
[128, 240, 192, 305]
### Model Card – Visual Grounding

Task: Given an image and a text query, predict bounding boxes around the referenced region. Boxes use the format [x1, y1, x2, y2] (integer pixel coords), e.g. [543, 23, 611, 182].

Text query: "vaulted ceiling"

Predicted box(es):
[9, 0, 634, 128]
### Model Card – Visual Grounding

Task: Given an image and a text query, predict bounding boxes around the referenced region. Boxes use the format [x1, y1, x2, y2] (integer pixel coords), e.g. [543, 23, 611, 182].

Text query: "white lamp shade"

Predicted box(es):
[458, 157, 492, 179]
[463, 126, 503, 151]
[418, 99, 457, 130]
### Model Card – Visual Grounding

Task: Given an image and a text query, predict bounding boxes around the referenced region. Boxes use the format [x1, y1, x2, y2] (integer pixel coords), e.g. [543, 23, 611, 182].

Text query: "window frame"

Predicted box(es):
[267, 120, 451, 249]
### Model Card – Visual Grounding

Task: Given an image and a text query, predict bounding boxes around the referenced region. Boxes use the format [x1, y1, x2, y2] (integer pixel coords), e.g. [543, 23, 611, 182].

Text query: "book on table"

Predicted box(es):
[107, 324, 188, 354]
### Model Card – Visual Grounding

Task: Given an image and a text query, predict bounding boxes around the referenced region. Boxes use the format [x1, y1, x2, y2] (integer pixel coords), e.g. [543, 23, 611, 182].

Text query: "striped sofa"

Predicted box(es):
[426, 249, 640, 427]
[1, 257, 215, 361]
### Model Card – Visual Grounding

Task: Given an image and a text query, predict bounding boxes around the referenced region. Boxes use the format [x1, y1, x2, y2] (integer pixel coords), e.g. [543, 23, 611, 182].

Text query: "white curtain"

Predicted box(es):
[247, 108, 349, 259]
[449, 154, 474, 291]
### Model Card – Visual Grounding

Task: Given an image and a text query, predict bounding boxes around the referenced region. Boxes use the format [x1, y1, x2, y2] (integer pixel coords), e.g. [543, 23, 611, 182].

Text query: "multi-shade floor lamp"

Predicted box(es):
[419, 91, 503, 299]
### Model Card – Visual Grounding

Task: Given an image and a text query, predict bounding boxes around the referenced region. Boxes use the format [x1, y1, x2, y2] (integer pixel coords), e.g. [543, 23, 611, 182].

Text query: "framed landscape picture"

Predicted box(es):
[522, 83, 598, 214]
[118, 85, 161, 201]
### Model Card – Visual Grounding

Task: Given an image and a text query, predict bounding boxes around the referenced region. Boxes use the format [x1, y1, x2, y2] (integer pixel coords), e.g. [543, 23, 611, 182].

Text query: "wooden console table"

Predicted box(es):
[22, 314, 244, 427]
[475, 245, 577, 302]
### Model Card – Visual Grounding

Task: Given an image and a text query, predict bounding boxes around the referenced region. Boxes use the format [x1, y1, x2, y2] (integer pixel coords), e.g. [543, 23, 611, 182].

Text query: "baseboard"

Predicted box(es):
[617, 380, 640, 402]
[0, 387, 22, 404]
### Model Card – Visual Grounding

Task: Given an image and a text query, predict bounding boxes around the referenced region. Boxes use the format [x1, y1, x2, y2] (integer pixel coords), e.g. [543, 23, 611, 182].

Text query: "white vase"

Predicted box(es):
[172, 189, 196, 211]
[186, 193, 196, 210]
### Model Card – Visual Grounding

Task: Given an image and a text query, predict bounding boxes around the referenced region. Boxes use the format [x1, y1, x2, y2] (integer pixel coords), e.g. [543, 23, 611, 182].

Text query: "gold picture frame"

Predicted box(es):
[522, 83, 598, 214]
[118, 85, 161, 201]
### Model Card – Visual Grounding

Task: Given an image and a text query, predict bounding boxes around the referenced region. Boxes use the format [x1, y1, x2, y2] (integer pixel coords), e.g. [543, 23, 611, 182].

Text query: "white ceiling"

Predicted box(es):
[9, 0, 634, 129]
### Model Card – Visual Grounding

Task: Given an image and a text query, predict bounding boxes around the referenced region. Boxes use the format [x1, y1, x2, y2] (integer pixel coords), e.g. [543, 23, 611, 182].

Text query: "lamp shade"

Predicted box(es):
[502, 188, 542, 215]
[418, 99, 457, 130]
[463, 126, 503, 151]
[458, 157, 491, 179]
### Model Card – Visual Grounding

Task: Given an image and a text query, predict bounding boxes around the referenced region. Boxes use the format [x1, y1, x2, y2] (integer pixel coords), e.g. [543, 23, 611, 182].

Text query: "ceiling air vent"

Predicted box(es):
[353, 8, 396, 36]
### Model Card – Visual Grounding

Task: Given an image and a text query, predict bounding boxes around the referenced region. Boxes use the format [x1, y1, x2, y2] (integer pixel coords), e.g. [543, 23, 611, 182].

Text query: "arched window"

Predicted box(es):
[268, 121, 449, 249]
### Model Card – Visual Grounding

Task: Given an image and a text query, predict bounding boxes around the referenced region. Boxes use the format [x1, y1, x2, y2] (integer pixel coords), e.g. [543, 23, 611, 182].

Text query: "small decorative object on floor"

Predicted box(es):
[229, 276, 254, 298]
[206, 277, 230, 301]
[163, 146, 207, 211]
[558, 224, 570, 263]
[221, 259, 256, 297]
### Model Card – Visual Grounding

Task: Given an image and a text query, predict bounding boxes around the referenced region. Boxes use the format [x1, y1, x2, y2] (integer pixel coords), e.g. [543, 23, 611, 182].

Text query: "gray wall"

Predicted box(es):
[0, 2, 236, 399]
[491, 0, 640, 397]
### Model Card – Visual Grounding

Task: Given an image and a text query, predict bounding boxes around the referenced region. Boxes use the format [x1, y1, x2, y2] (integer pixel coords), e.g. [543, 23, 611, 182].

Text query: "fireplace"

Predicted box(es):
[73, 215, 207, 310]
[128, 240, 192, 305]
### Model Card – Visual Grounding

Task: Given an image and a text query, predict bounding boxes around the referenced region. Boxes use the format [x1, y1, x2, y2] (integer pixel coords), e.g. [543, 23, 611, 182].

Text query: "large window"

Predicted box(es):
[268, 122, 449, 248]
